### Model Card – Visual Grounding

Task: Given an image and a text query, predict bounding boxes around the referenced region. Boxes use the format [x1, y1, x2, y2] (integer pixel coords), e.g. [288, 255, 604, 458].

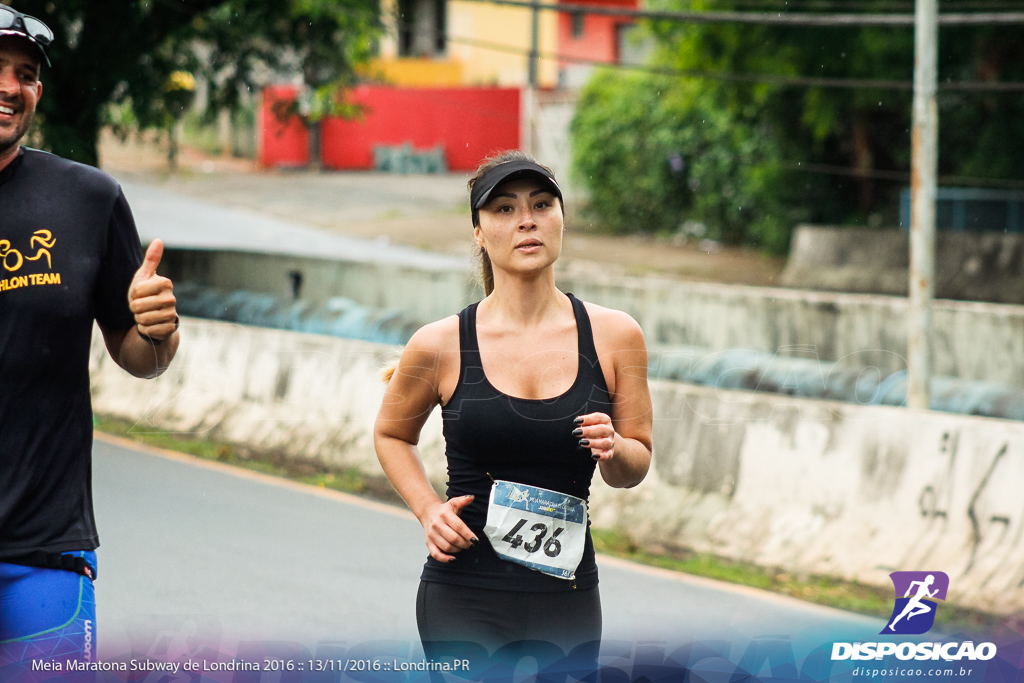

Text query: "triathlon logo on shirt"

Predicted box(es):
[0, 230, 61, 292]
[883, 571, 949, 634]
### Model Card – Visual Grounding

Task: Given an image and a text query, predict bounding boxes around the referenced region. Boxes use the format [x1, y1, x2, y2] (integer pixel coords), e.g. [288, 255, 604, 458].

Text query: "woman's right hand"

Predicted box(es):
[420, 495, 478, 562]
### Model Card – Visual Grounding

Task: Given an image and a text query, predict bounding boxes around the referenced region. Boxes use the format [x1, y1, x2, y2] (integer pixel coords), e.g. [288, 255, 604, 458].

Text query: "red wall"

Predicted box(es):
[259, 85, 520, 172]
[320, 86, 520, 171]
[259, 85, 310, 169]
[557, 0, 637, 66]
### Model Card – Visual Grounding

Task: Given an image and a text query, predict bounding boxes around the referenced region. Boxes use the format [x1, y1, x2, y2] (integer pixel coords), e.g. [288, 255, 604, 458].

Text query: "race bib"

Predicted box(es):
[483, 480, 588, 580]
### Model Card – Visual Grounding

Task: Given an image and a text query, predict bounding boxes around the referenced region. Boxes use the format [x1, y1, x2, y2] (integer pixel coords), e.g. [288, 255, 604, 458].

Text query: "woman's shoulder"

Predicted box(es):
[388, 315, 460, 388]
[406, 314, 461, 356]
[578, 299, 646, 348]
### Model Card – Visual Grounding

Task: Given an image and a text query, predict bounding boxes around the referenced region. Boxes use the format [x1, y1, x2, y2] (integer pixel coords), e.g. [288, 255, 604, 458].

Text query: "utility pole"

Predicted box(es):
[908, 0, 938, 410]
[528, 0, 540, 87]
[524, 0, 540, 155]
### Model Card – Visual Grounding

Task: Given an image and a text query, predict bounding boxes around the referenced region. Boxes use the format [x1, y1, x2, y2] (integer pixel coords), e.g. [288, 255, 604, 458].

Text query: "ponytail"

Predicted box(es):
[479, 246, 494, 296]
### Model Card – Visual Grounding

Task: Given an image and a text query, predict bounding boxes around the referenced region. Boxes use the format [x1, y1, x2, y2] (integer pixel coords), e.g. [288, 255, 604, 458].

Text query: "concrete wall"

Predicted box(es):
[534, 90, 580, 200]
[555, 0, 636, 69]
[91, 318, 1024, 614]
[446, 0, 559, 87]
[89, 319, 446, 479]
[162, 247, 1024, 386]
[319, 86, 521, 171]
[259, 85, 522, 171]
[782, 225, 1024, 304]
[374, 0, 558, 88]
[557, 272, 1024, 387]
[161, 249, 482, 325]
[599, 383, 1024, 615]
[258, 86, 310, 169]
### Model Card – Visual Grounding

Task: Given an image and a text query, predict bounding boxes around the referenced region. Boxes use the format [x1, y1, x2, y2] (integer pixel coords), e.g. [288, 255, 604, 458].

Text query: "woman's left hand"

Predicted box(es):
[574, 412, 617, 462]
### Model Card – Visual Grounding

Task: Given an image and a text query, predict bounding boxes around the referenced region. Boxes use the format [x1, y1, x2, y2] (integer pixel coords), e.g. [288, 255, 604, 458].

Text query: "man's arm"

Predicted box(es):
[100, 239, 179, 378]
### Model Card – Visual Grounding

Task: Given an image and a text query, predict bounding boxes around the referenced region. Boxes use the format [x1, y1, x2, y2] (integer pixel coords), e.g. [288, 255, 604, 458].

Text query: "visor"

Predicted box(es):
[471, 160, 562, 210]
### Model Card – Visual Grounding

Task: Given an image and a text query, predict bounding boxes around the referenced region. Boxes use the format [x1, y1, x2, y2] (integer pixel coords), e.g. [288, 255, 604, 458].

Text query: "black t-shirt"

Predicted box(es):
[0, 147, 142, 560]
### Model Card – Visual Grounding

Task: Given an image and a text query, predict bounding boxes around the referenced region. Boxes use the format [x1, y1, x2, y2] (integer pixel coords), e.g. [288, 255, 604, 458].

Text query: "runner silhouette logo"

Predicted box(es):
[883, 571, 949, 635]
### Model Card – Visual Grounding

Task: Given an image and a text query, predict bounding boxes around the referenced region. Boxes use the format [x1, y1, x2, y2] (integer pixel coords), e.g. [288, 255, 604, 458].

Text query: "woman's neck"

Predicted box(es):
[481, 269, 567, 329]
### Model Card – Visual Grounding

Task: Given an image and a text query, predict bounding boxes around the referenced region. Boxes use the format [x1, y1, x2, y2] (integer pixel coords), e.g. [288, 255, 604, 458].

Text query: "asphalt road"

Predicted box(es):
[119, 180, 468, 272]
[92, 435, 881, 670]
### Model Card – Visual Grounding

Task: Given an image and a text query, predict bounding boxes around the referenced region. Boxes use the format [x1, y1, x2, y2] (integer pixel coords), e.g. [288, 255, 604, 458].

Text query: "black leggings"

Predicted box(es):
[416, 580, 601, 665]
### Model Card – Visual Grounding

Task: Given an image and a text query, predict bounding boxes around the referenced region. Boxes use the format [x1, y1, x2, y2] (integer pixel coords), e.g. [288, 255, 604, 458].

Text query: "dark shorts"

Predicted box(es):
[416, 579, 601, 669]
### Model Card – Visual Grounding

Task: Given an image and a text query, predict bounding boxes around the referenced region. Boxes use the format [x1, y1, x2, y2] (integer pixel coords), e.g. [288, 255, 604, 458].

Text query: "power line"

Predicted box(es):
[385, 20, 1023, 189]
[443, 32, 1024, 91]
[447, 33, 905, 88]
[780, 161, 912, 182]
[391, 7, 1024, 92]
[446, 36, 1024, 188]
[700, 0, 1024, 9]
[453, 0, 1024, 26]
[778, 161, 1024, 190]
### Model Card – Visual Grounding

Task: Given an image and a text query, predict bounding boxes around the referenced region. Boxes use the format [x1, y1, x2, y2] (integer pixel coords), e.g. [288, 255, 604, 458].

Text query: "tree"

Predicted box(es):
[571, 0, 1024, 249]
[570, 71, 690, 236]
[572, 69, 799, 251]
[11, 0, 381, 166]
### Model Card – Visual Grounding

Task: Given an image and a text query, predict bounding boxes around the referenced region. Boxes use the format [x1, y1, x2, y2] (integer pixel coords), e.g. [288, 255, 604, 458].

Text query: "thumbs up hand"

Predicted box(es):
[128, 239, 178, 342]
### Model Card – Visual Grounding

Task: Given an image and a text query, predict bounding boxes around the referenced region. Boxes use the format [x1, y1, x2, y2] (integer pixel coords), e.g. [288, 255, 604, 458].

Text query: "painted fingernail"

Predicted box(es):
[470, 538, 479, 546]
[579, 439, 590, 447]
[572, 428, 583, 437]
[574, 416, 584, 425]
[592, 454, 601, 461]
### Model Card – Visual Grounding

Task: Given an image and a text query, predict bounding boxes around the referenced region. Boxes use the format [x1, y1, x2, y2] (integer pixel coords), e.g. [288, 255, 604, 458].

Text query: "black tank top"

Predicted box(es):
[420, 292, 613, 591]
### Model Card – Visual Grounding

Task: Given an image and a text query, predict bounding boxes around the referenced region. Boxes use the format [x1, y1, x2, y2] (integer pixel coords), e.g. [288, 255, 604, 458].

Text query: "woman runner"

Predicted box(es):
[374, 151, 653, 667]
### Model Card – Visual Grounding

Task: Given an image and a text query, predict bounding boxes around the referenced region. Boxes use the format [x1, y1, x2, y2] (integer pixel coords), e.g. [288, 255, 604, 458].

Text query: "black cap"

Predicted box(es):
[0, 7, 53, 67]
[471, 160, 562, 210]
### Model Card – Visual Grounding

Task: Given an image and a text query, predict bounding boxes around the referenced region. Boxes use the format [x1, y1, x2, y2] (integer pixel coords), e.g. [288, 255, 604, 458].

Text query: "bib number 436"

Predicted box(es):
[483, 480, 587, 579]
[501, 519, 563, 557]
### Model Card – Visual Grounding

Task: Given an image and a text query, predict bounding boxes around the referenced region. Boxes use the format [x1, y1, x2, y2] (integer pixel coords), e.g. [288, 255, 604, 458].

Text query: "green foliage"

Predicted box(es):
[571, 0, 1024, 251]
[936, 25, 1024, 181]
[11, 0, 382, 166]
[571, 70, 799, 252]
[570, 71, 690, 236]
[644, 2, 917, 234]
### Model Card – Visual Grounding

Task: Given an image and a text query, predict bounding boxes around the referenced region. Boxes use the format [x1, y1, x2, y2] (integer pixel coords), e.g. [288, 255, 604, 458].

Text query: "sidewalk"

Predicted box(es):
[99, 134, 785, 286]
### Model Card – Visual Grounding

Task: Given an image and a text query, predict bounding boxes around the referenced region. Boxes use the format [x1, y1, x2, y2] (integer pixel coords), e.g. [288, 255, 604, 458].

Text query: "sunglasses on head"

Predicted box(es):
[0, 6, 54, 47]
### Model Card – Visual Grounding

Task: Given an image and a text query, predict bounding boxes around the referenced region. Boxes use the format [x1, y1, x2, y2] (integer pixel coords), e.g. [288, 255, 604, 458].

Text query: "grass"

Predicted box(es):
[374, 208, 405, 221]
[96, 414, 1011, 637]
[591, 529, 1011, 637]
[94, 415, 403, 505]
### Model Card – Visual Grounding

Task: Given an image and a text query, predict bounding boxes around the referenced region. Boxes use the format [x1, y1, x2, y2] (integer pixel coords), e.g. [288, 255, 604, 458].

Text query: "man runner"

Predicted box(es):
[0, 7, 180, 678]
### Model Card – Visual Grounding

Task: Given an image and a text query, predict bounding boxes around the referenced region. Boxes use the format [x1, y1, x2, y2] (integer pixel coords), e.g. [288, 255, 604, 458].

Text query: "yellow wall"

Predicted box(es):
[367, 58, 465, 87]
[377, 0, 558, 88]
[447, 1, 558, 88]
